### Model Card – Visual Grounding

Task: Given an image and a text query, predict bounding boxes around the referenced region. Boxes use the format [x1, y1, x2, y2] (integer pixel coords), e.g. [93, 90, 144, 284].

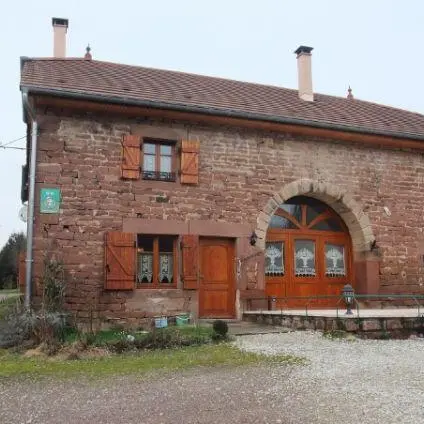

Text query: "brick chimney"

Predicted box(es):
[294, 46, 314, 102]
[52, 17, 69, 58]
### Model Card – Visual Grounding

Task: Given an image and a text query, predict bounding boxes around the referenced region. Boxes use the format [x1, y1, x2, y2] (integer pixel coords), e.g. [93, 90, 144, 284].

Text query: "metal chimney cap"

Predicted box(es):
[294, 45, 314, 55]
[52, 17, 69, 27]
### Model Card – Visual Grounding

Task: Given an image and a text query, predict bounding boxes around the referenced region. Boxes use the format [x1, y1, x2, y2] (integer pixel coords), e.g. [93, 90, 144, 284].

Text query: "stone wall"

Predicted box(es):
[31, 110, 424, 323]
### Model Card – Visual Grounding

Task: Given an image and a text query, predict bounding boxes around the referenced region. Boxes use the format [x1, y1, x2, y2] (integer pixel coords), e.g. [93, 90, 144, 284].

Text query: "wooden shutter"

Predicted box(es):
[18, 251, 26, 294]
[181, 235, 199, 289]
[105, 232, 136, 290]
[121, 134, 141, 179]
[180, 140, 200, 184]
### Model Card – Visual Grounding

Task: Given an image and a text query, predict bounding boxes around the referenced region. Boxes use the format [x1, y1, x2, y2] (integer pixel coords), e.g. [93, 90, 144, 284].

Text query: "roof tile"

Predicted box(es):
[20, 58, 424, 140]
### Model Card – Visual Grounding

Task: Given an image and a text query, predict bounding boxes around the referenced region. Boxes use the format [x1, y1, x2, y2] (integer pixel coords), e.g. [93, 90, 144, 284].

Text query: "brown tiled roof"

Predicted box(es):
[20, 58, 424, 140]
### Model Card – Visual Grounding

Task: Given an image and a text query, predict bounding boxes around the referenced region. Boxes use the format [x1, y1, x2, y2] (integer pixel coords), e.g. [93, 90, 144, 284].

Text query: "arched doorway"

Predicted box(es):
[265, 196, 353, 307]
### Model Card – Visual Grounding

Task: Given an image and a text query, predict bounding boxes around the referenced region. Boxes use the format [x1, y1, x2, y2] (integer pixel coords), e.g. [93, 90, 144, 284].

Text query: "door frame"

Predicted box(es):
[198, 237, 236, 318]
[265, 201, 354, 307]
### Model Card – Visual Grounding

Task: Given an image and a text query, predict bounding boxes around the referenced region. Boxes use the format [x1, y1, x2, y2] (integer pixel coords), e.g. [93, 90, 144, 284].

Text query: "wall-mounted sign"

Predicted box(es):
[40, 188, 61, 214]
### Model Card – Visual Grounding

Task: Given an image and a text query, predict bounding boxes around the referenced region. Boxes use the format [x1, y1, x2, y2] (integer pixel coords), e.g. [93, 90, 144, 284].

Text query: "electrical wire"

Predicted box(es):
[0, 135, 26, 148]
[0, 146, 26, 151]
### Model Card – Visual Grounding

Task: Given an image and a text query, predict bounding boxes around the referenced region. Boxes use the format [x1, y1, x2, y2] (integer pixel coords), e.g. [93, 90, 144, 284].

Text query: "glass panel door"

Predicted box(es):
[325, 243, 346, 277]
[265, 241, 285, 276]
[294, 239, 316, 277]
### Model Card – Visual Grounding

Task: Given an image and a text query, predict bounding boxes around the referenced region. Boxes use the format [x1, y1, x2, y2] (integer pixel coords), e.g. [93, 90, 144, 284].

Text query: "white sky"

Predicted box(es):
[1, 0, 423, 247]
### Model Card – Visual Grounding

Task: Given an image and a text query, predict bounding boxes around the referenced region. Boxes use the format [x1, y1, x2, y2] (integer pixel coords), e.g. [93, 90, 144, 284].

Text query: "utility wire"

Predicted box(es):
[0, 146, 26, 151]
[0, 135, 26, 148]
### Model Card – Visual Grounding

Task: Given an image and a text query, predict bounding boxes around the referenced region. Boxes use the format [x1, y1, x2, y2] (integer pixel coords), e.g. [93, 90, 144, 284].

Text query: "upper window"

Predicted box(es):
[121, 135, 199, 184]
[142, 141, 176, 182]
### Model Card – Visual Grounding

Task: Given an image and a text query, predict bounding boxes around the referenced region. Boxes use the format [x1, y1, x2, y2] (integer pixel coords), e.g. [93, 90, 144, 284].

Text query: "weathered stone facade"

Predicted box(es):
[31, 109, 424, 325]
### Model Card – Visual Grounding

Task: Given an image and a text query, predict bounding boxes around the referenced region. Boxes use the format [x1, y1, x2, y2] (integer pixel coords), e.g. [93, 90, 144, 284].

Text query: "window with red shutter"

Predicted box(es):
[141, 141, 177, 182]
[136, 235, 178, 288]
[105, 232, 136, 290]
[180, 140, 200, 184]
[181, 235, 199, 289]
[121, 135, 141, 180]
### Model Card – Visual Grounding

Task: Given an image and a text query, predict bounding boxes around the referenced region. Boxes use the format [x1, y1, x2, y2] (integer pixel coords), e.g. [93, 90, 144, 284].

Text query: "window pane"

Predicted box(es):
[280, 204, 302, 223]
[144, 154, 155, 172]
[325, 244, 346, 277]
[144, 143, 156, 154]
[159, 253, 173, 284]
[160, 145, 172, 155]
[311, 218, 343, 232]
[294, 240, 316, 277]
[137, 235, 153, 252]
[138, 253, 153, 284]
[159, 236, 174, 284]
[269, 214, 298, 229]
[265, 242, 285, 276]
[306, 205, 327, 225]
[160, 155, 172, 173]
[159, 236, 174, 252]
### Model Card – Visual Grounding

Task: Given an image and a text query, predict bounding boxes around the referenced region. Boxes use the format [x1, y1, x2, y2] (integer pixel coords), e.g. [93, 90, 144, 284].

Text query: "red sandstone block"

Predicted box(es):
[361, 320, 381, 331]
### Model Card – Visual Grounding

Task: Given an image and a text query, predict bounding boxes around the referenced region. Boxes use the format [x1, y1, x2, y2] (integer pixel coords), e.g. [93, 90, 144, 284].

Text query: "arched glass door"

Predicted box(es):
[265, 196, 352, 307]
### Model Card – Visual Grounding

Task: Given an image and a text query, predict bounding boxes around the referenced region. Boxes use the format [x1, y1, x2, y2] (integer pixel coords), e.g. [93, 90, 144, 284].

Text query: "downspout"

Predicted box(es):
[22, 91, 38, 310]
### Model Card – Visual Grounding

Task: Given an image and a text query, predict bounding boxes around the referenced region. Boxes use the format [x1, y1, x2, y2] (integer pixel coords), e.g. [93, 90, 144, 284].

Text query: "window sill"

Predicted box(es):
[142, 171, 176, 182]
[136, 285, 178, 290]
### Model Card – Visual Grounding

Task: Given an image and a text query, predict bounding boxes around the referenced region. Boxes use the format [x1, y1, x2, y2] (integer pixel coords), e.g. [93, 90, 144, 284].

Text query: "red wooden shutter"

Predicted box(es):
[180, 140, 200, 184]
[181, 235, 199, 289]
[105, 232, 136, 290]
[121, 134, 141, 179]
[18, 251, 26, 294]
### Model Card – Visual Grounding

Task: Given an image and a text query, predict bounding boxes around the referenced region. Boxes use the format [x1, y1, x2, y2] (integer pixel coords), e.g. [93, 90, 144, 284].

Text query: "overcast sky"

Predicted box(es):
[1, 0, 423, 247]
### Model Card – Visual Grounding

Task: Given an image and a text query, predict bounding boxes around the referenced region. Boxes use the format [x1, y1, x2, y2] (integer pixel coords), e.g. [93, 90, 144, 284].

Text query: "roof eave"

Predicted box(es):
[20, 84, 424, 142]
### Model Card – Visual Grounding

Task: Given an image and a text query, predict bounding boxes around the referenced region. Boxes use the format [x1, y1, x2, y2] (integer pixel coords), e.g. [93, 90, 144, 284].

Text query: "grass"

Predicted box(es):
[0, 288, 20, 296]
[0, 344, 302, 379]
[0, 295, 21, 320]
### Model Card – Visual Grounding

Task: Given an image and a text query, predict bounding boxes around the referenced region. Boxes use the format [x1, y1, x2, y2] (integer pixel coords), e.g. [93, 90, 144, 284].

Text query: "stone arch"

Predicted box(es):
[255, 179, 375, 253]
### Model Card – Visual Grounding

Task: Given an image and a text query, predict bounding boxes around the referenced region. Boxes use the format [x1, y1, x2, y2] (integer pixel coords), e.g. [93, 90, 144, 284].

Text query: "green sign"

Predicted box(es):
[40, 188, 61, 214]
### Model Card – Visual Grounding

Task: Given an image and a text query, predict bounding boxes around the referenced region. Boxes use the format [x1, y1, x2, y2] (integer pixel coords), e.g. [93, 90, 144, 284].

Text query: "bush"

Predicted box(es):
[107, 326, 215, 353]
[212, 320, 228, 337]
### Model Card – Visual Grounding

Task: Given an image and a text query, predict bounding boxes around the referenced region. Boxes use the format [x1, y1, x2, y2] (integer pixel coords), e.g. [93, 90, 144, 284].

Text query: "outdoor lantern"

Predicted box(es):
[342, 284, 355, 315]
[250, 231, 258, 246]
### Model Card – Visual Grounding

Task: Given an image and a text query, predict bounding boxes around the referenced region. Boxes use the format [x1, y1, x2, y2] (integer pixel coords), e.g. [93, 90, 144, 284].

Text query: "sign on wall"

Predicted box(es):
[40, 188, 61, 214]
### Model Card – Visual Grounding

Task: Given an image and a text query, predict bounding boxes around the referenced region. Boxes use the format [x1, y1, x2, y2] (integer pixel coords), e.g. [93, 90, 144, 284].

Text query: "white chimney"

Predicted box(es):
[52, 17, 69, 58]
[294, 46, 314, 102]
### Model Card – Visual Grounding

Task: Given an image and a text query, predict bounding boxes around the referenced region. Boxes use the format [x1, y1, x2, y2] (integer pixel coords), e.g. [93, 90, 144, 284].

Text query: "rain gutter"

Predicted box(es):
[21, 85, 424, 142]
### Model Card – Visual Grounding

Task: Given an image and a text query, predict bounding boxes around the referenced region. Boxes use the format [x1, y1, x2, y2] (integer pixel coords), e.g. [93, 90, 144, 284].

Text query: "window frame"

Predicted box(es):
[141, 138, 177, 182]
[136, 235, 178, 289]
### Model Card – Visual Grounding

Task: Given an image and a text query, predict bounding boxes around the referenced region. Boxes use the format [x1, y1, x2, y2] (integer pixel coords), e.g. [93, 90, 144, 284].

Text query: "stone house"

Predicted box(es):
[19, 18, 424, 326]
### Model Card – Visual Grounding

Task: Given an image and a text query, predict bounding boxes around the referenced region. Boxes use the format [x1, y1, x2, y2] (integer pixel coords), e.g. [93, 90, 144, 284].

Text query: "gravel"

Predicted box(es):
[235, 331, 424, 424]
[1, 331, 423, 424]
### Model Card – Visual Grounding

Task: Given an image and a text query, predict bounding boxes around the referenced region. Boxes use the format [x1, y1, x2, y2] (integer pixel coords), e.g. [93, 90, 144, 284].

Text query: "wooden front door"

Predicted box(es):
[199, 238, 235, 318]
[265, 196, 353, 308]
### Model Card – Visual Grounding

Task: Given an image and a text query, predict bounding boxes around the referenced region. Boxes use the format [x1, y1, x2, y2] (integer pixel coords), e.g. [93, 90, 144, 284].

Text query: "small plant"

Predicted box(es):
[212, 320, 229, 341]
[42, 256, 66, 312]
[212, 320, 228, 336]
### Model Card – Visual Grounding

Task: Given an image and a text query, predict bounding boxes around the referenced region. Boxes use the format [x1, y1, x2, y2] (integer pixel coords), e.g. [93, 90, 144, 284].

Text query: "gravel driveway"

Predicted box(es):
[1, 331, 423, 424]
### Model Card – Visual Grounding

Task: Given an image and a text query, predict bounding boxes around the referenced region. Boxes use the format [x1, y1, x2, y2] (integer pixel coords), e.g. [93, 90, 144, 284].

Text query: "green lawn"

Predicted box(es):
[0, 344, 302, 379]
[0, 294, 21, 320]
[0, 289, 20, 296]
